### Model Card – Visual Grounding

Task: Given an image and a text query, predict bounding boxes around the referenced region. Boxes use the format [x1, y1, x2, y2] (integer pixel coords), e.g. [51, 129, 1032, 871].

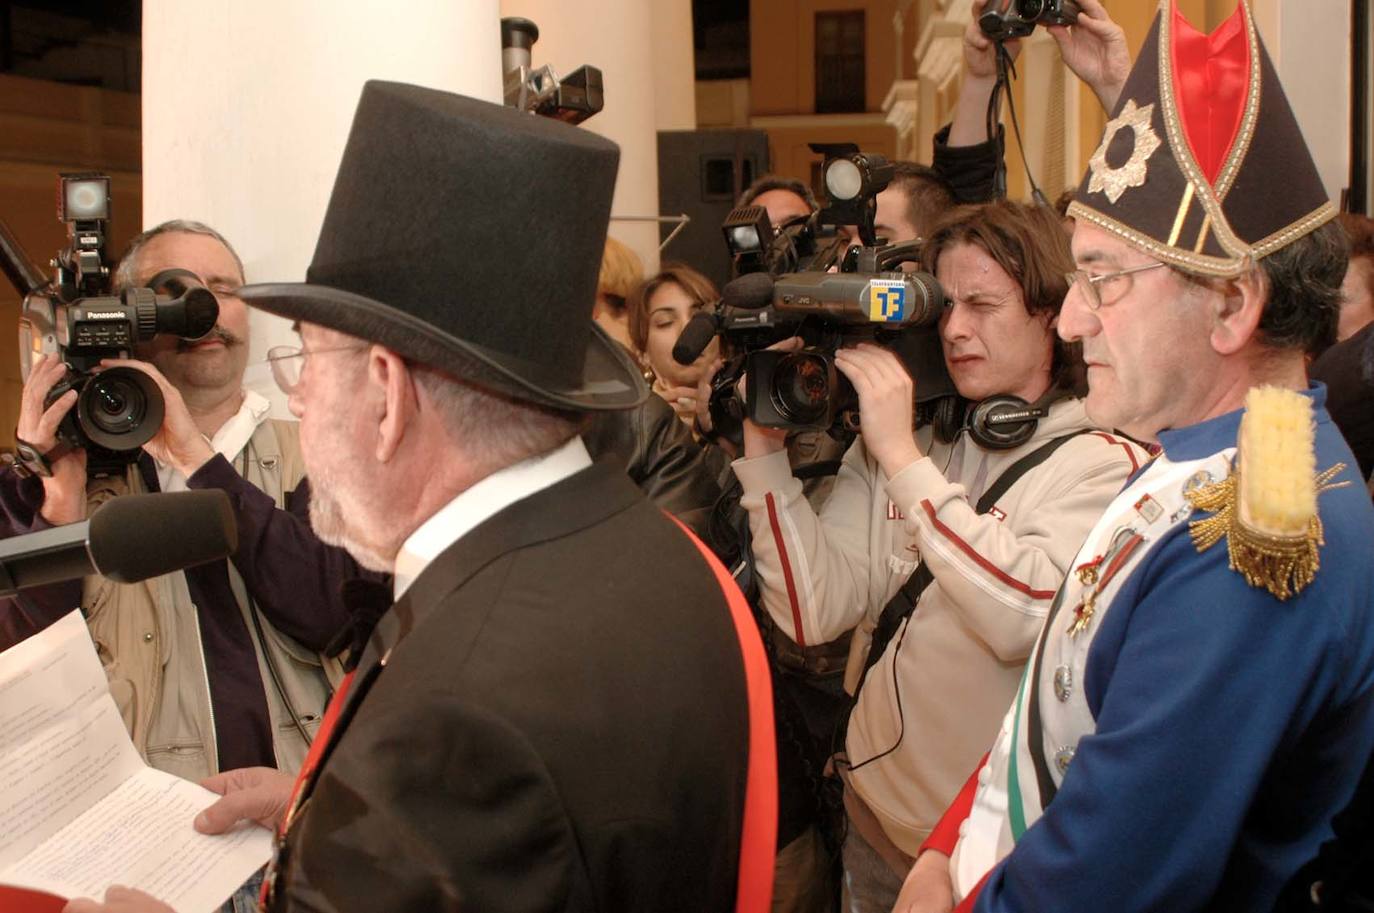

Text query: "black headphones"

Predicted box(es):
[926, 391, 1061, 451]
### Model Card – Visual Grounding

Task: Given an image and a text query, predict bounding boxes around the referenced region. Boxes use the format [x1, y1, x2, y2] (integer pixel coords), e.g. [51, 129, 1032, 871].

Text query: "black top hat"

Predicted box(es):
[240, 80, 647, 411]
[1067, 1, 1336, 277]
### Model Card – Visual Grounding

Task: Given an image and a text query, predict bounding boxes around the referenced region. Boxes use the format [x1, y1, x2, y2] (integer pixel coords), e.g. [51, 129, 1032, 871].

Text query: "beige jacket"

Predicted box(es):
[83, 419, 343, 782]
[735, 399, 1147, 855]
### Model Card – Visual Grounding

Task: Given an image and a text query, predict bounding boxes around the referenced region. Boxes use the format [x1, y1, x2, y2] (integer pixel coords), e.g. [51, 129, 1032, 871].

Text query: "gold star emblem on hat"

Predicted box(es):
[1087, 100, 1162, 204]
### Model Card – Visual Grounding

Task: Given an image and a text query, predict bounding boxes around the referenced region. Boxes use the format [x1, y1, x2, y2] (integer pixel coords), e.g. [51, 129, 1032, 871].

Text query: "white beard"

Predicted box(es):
[307, 477, 395, 574]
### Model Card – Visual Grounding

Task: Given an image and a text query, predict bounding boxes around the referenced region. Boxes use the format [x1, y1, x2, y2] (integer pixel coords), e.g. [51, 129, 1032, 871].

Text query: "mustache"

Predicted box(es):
[177, 326, 243, 350]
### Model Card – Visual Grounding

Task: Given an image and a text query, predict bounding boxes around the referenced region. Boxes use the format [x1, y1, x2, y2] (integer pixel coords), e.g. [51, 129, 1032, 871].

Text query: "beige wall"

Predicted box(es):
[748, 0, 906, 191]
[1251, 0, 1352, 204]
[651, 0, 699, 130]
[696, 79, 752, 128]
[0, 74, 143, 446]
[752, 0, 903, 115]
[755, 116, 899, 183]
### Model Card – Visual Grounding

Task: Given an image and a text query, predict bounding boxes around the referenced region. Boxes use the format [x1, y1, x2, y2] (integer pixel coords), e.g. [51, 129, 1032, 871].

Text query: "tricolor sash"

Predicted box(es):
[951, 448, 1235, 900]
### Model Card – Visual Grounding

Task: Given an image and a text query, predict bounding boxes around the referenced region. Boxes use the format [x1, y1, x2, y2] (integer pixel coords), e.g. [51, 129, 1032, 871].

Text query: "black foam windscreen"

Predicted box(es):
[88, 490, 238, 584]
[672, 310, 720, 365]
[720, 272, 775, 310]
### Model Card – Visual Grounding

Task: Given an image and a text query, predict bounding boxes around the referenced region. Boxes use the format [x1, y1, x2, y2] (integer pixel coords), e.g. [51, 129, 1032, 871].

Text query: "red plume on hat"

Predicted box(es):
[1067, 0, 1337, 277]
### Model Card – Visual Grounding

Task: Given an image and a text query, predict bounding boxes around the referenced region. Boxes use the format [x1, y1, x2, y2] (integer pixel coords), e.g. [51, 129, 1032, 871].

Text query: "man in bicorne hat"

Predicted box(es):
[891, 2, 1374, 912]
[67, 82, 776, 913]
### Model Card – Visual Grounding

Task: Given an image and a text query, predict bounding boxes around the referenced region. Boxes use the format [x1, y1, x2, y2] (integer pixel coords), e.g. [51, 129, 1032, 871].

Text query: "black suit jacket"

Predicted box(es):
[274, 462, 753, 913]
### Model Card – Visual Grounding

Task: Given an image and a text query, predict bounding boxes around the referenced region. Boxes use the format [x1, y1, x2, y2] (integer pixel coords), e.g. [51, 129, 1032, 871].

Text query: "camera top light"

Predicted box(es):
[60, 174, 111, 222]
[721, 205, 773, 260]
[729, 225, 763, 253]
[824, 158, 864, 203]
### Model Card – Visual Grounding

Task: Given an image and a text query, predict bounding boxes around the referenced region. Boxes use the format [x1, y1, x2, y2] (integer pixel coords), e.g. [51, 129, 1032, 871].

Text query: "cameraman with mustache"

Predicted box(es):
[0, 220, 364, 808]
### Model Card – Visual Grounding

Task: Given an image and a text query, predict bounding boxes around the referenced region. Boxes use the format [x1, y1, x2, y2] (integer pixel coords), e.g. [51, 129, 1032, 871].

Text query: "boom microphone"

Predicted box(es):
[0, 490, 238, 595]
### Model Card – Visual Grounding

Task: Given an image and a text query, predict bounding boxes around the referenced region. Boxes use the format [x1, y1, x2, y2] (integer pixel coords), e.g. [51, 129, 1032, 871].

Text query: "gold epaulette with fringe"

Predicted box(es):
[1186, 386, 1349, 600]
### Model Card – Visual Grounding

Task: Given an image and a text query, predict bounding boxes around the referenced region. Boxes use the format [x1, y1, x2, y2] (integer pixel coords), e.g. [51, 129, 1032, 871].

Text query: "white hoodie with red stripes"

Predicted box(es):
[733, 397, 1146, 857]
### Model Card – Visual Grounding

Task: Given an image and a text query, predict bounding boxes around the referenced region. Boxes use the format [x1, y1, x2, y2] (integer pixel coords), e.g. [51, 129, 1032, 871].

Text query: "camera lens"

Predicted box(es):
[88, 376, 142, 432]
[76, 366, 165, 452]
[771, 352, 833, 426]
[1017, 0, 1045, 18]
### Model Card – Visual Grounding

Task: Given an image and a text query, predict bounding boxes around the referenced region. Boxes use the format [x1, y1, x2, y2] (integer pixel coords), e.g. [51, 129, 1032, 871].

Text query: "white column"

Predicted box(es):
[1252, 0, 1351, 205]
[913, 8, 965, 163]
[884, 80, 922, 163]
[500, 0, 666, 273]
[650, 0, 697, 132]
[143, 0, 502, 415]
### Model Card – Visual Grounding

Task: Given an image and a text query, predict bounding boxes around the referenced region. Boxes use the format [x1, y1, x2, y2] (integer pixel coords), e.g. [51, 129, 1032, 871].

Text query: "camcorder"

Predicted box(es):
[677, 145, 958, 442]
[979, 0, 1081, 40]
[5, 173, 219, 474]
[500, 17, 604, 124]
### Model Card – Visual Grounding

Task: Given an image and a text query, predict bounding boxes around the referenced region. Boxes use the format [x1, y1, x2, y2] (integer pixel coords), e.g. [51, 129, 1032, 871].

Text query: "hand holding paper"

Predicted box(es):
[0, 612, 273, 913]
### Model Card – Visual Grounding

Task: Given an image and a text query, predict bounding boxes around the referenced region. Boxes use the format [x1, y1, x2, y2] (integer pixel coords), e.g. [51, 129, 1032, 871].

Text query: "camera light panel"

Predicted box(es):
[825, 159, 863, 202]
[728, 225, 762, 253]
[61, 175, 111, 221]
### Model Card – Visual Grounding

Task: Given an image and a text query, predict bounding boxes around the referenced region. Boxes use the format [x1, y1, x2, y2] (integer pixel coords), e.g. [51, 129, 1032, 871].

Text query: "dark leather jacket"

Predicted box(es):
[583, 392, 725, 522]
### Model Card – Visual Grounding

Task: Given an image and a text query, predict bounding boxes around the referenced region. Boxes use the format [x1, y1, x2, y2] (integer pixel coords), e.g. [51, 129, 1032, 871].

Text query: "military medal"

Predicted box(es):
[1068, 530, 1145, 638]
[1066, 554, 1104, 636]
[1067, 590, 1097, 637]
[1075, 555, 1102, 586]
[1133, 493, 1164, 524]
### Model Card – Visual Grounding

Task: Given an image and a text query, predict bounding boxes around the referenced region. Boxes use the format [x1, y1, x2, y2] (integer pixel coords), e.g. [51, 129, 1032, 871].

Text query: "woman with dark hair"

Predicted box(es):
[627, 263, 721, 428]
[733, 200, 1145, 912]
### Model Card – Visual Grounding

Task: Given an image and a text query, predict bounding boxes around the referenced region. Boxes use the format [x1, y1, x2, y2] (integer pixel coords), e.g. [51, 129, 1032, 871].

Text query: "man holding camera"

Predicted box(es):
[735, 197, 1144, 912]
[0, 220, 362, 785]
[739, 175, 819, 233]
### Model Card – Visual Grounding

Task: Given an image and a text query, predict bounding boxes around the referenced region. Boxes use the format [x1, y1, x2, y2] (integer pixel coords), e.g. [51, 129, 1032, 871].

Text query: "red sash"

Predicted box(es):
[669, 515, 778, 913]
[259, 670, 357, 907]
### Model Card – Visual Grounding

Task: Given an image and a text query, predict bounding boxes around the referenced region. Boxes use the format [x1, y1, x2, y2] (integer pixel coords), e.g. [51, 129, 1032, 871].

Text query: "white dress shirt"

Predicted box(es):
[156, 388, 272, 493]
[392, 436, 593, 598]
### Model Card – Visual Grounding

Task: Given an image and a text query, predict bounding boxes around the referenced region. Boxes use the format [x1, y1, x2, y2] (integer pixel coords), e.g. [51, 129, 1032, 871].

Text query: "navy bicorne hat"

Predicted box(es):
[1067, 0, 1336, 277]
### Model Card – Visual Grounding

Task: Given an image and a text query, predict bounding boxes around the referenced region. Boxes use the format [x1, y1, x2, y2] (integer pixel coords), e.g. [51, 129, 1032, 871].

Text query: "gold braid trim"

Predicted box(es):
[1187, 464, 1350, 601]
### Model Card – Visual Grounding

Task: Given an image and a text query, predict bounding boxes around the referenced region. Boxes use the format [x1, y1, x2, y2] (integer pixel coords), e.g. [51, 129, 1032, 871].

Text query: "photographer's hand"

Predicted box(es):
[834, 343, 924, 480]
[949, 0, 1024, 146]
[693, 356, 741, 458]
[98, 359, 215, 477]
[652, 378, 700, 427]
[1047, 0, 1131, 112]
[16, 354, 88, 525]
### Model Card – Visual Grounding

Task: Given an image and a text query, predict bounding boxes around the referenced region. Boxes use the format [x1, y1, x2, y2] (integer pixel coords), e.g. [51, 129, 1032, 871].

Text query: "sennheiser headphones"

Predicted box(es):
[927, 388, 1065, 451]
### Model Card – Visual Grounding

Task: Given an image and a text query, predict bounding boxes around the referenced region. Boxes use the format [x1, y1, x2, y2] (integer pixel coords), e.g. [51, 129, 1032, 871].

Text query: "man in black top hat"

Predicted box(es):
[66, 82, 777, 913]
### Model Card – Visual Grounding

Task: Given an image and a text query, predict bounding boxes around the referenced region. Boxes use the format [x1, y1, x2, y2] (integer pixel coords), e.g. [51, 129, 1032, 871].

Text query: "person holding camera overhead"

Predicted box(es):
[0, 221, 369, 797]
[735, 198, 1145, 912]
